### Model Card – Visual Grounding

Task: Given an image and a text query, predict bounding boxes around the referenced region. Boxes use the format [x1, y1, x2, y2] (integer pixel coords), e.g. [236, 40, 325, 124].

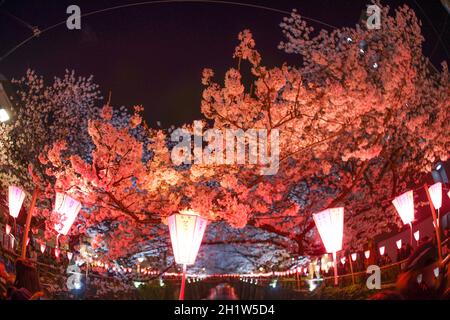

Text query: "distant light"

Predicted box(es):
[364, 250, 370, 259]
[137, 257, 145, 263]
[0, 108, 10, 122]
[373, 62, 378, 68]
[414, 230, 420, 241]
[436, 163, 442, 170]
[270, 279, 277, 288]
[346, 37, 353, 42]
[308, 280, 317, 292]
[351, 253, 357, 261]
[379, 246, 385, 256]
[434, 267, 439, 278]
[396, 240, 402, 250]
[416, 274, 423, 284]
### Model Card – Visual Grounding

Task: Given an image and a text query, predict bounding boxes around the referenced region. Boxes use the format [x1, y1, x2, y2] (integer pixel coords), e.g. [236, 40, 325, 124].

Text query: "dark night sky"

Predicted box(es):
[0, 0, 448, 128]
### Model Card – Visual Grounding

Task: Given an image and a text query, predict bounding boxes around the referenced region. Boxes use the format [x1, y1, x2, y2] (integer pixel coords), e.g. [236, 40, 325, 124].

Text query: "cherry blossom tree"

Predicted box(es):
[198, 3, 449, 255]
[0, 69, 102, 191]
[2, 3, 448, 271]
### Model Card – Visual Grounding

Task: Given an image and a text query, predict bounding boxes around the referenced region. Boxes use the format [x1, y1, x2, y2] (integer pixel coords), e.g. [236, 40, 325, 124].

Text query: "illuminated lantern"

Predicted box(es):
[351, 253, 357, 261]
[392, 190, 415, 244]
[8, 186, 26, 219]
[340, 257, 346, 265]
[168, 210, 208, 300]
[313, 207, 344, 285]
[40, 243, 46, 253]
[392, 191, 414, 225]
[55, 248, 60, 258]
[53, 193, 82, 236]
[168, 210, 207, 265]
[67, 252, 73, 260]
[364, 250, 370, 259]
[396, 240, 402, 250]
[428, 182, 442, 210]
[379, 246, 385, 256]
[414, 231, 420, 242]
[5, 224, 11, 235]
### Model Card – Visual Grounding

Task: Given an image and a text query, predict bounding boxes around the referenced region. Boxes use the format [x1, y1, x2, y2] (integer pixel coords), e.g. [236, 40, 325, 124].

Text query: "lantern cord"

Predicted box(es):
[0, 0, 338, 62]
[2, 10, 36, 32]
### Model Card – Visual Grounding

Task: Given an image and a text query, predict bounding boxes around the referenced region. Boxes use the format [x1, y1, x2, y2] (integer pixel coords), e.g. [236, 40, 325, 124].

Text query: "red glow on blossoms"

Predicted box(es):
[392, 190, 415, 225]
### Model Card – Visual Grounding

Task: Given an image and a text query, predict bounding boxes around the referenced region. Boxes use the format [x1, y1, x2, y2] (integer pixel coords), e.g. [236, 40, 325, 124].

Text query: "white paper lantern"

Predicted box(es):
[8, 186, 26, 218]
[168, 210, 208, 265]
[53, 193, 82, 235]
